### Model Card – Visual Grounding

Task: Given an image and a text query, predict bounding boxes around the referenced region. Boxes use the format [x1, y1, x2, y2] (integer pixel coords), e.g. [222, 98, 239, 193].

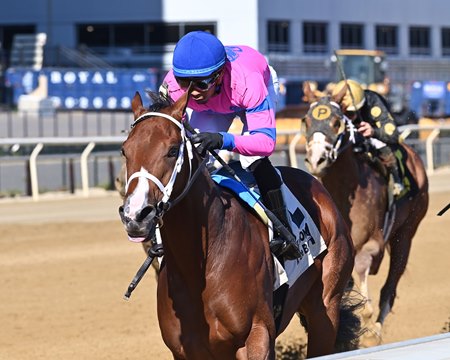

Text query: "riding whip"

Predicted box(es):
[333, 50, 363, 123]
[183, 121, 296, 245]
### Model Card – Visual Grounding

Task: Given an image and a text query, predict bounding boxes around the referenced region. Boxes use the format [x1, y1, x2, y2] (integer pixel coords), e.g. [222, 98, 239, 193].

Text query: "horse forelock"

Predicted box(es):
[145, 90, 174, 112]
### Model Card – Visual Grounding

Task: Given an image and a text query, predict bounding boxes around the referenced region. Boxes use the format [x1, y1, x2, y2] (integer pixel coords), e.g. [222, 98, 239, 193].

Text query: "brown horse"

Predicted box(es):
[119, 90, 361, 359]
[302, 82, 429, 345]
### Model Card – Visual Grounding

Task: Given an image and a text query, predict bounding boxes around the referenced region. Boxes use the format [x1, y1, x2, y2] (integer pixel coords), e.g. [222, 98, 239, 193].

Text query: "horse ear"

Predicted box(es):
[132, 91, 145, 118]
[171, 85, 192, 120]
[302, 81, 317, 103]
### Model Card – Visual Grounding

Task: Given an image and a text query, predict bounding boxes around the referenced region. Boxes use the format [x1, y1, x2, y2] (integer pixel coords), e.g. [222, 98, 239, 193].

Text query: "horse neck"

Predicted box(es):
[159, 166, 227, 274]
[321, 145, 361, 214]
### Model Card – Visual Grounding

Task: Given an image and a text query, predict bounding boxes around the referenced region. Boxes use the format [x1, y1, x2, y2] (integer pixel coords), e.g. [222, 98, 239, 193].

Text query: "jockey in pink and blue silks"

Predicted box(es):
[160, 31, 300, 260]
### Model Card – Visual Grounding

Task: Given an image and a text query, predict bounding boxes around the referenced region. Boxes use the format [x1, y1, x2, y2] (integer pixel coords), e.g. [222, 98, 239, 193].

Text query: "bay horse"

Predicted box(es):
[119, 89, 361, 359]
[302, 82, 429, 345]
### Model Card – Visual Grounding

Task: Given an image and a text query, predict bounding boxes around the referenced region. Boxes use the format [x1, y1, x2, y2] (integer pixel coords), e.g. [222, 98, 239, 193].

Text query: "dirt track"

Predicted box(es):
[0, 183, 449, 359]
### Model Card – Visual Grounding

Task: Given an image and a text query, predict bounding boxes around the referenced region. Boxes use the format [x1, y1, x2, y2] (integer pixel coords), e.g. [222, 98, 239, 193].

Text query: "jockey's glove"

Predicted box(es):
[191, 132, 223, 156]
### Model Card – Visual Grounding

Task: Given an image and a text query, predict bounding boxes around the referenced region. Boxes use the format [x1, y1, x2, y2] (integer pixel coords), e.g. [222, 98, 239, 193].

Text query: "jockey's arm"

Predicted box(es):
[365, 92, 400, 145]
[227, 100, 277, 157]
[224, 73, 277, 157]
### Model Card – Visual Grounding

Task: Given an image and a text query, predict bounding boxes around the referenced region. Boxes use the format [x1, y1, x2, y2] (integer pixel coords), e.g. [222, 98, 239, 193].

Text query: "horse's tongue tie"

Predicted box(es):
[128, 236, 146, 243]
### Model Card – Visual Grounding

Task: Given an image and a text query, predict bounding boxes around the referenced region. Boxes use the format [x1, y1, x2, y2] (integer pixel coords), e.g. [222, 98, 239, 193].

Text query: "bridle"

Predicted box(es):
[122, 110, 209, 301]
[125, 111, 208, 216]
[306, 100, 358, 163]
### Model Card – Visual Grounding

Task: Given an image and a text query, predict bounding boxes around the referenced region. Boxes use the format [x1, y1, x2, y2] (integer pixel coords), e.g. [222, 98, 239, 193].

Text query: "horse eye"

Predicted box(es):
[120, 147, 126, 157]
[167, 146, 179, 158]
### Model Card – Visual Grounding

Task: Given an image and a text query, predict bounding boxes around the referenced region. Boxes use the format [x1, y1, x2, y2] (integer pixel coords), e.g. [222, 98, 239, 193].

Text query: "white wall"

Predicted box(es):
[162, 0, 259, 48]
[1, 0, 450, 60]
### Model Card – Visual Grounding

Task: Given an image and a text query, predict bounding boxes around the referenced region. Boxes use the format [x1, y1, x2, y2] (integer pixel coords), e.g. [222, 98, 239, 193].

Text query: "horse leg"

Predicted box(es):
[353, 249, 374, 322]
[300, 283, 340, 358]
[237, 324, 273, 360]
[354, 246, 384, 347]
[377, 229, 414, 325]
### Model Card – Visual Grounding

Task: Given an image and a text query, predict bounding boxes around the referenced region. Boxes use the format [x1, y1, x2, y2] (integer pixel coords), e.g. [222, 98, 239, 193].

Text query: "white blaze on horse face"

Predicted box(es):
[306, 132, 332, 174]
[125, 167, 150, 221]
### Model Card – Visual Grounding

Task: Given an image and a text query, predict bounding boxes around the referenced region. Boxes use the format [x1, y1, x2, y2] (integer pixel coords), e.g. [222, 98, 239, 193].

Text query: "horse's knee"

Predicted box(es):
[244, 323, 273, 360]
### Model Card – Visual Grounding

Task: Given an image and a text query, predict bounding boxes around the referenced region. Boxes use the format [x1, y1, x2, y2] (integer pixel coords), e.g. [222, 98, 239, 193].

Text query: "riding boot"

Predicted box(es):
[249, 157, 301, 260]
[263, 189, 302, 260]
[379, 147, 404, 196]
[388, 162, 405, 196]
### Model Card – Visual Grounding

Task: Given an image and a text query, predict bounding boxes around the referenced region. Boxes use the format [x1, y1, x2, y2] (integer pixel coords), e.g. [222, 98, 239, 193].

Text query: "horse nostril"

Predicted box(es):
[136, 206, 156, 222]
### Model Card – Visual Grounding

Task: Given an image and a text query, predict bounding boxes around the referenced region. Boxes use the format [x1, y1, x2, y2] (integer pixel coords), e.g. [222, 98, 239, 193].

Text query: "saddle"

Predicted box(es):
[211, 161, 327, 284]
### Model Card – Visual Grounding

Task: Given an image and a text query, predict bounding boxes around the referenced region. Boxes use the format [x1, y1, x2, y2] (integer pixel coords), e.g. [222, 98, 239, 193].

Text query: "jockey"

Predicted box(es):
[160, 31, 301, 260]
[332, 79, 405, 196]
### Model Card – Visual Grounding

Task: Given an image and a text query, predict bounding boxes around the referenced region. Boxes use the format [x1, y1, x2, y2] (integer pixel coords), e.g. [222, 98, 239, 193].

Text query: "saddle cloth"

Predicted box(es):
[212, 163, 327, 290]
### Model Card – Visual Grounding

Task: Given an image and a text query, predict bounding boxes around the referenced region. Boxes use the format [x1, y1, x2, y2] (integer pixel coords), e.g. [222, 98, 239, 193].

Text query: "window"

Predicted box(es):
[267, 21, 290, 52]
[340, 23, 364, 49]
[376, 25, 398, 55]
[114, 23, 145, 47]
[78, 24, 111, 47]
[0, 25, 36, 51]
[409, 26, 430, 55]
[303, 22, 328, 54]
[77, 22, 216, 48]
[147, 23, 179, 45]
[183, 24, 215, 37]
[441, 28, 450, 56]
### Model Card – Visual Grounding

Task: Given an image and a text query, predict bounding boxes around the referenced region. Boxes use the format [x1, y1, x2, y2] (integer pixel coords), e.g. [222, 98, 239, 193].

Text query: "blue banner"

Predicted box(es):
[5, 68, 159, 110]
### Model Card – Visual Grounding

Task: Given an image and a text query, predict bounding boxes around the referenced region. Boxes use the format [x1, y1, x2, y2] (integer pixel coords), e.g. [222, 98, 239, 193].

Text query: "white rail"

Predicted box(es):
[286, 124, 450, 170]
[0, 125, 449, 201]
[0, 136, 125, 201]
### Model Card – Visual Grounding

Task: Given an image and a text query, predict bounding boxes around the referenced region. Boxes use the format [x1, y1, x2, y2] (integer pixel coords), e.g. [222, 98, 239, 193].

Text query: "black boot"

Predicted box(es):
[379, 147, 404, 196]
[388, 163, 404, 196]
[264, 189, 301, 261]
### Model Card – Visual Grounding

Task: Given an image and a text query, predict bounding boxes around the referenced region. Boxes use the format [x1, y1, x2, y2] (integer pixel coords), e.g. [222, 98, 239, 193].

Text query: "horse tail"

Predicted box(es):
[335, 288, 366, 352]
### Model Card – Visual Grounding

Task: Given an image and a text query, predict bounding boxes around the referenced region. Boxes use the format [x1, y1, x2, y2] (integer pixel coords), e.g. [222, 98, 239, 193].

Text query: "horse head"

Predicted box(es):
[302, 81, 349, 176]
[118, 90, 194, 242]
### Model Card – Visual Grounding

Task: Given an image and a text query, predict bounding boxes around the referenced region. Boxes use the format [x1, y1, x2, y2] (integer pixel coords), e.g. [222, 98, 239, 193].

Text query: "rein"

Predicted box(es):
[329, 116, 357, 161]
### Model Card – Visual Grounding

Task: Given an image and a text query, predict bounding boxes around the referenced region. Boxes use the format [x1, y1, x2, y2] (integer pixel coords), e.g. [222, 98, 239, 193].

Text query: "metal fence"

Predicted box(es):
[0, 124, 449, 201]
[0, 109, 132, 138]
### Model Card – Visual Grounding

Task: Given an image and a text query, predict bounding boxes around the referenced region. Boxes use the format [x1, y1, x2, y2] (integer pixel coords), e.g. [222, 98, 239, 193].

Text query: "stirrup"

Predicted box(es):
[278, 240, 302, 261]
[270, 236, 302, 261]
[269, 238, 284, 254]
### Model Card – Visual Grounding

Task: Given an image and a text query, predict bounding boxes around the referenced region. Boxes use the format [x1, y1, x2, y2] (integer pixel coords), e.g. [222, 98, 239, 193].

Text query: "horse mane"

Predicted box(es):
[145, 90, 174, 111]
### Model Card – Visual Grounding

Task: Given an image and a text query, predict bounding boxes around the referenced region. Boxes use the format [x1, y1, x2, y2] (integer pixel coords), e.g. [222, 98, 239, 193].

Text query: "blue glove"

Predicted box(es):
[190, 132, 223, 156]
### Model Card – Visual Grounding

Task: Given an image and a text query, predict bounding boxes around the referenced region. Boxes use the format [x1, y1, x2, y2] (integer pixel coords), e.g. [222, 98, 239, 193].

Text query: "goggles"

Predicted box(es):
[175, 71, 221, 91]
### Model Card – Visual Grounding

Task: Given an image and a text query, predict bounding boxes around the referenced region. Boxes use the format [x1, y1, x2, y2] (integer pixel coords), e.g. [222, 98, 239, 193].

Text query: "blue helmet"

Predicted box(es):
[173, 31, 226, 78]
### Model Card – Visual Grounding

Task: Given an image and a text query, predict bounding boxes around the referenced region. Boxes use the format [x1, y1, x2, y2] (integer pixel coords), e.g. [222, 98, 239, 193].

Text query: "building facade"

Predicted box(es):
[0, 0, 449, 95]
